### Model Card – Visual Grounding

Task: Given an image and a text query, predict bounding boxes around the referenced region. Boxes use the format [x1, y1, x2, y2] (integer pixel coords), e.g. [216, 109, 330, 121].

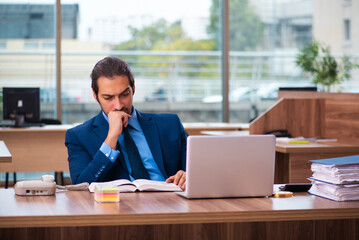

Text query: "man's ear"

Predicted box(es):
[92, 90, 99, 102]
[132, 86, 135, 95]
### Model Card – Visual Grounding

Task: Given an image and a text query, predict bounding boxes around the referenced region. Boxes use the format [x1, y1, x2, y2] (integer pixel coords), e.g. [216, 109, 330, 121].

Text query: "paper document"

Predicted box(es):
[88, 179, 182, 193]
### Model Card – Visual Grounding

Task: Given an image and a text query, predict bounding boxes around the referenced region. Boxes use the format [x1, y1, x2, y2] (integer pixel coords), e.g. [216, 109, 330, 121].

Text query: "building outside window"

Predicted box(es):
[1, 0, 358, 124]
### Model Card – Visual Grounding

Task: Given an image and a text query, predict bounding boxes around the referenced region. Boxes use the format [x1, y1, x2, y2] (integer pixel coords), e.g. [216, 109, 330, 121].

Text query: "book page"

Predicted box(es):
[88, 179, 134, 192]
[89, 179, 182, 192]
[133, 179, 182, 192]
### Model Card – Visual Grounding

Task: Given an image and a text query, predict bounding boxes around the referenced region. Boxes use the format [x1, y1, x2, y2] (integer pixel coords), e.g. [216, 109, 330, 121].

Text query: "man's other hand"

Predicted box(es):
[166, 170, 186, 190]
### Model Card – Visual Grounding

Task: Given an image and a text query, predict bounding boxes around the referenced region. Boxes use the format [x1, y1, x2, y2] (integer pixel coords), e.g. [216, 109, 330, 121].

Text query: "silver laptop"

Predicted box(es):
[177, 135, 276, 199]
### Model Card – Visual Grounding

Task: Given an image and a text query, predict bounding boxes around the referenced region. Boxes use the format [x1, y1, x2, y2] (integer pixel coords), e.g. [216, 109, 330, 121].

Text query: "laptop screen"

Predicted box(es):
[178, 135, 275, 199]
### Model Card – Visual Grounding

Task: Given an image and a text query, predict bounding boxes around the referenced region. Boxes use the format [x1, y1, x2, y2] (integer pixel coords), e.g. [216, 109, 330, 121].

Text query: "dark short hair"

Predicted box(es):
[91, 56, 135, 97]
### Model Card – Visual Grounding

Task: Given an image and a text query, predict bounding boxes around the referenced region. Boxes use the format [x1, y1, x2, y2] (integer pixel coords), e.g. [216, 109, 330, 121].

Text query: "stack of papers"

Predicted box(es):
[308, 155, 359, 201]
[309, 180, 359, 201]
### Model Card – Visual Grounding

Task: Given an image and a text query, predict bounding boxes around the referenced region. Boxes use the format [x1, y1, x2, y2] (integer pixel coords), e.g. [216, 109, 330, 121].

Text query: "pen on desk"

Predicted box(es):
[288, 140, 309, 144]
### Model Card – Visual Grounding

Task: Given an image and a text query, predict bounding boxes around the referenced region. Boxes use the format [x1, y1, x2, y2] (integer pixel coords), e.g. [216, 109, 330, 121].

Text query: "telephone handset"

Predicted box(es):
[14, 175, 56, 196]
[264, 129, 292, 138]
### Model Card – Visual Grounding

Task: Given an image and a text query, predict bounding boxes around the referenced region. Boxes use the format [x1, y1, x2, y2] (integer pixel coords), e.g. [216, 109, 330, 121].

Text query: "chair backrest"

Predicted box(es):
[40, 118, 62, 125]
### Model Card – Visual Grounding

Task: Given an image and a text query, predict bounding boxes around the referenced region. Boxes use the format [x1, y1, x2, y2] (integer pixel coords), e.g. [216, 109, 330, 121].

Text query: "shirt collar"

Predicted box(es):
[101, 106, 141, 132]
[128, 107, 141, 131]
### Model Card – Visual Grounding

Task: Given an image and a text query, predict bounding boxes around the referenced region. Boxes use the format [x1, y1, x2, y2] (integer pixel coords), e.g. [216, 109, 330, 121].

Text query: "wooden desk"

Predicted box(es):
[0, 123, 249, 173]
[3, 123, 357, 185]
[183, 122, 249, 135]
[192, 131, 359, 184]
[275, 141, 359, 183]
[0, 189, 359, 240]
[201, 130, 250, 136]
[0, 141, 12, 163]
[0, 125, 71, 173]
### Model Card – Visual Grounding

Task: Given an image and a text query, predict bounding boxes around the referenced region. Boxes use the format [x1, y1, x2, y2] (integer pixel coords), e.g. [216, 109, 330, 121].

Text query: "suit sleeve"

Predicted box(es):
[179, 120, 187, 171]
[65, 128, 117, 184]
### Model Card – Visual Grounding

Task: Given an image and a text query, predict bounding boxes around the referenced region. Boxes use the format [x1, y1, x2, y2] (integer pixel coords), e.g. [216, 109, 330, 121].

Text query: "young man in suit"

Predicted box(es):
[65, 57, 187, 190]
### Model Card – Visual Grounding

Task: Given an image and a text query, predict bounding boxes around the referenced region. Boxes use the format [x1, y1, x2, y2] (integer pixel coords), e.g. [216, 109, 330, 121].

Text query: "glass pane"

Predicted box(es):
[229, 0, 359, 123]
[61, 0, 221, 124]
[314, 0, 359, 93]
[228, 0, 314, 123]
[0, 1, 56, 124]
[0, 0, 58, 183]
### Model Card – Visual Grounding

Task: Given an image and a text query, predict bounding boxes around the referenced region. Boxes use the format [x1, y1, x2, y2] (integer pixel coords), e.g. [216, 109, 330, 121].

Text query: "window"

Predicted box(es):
[0, 0, 57, 183]
[344, 19, 351, 41]
[61, 0, 221, 124]
[1, 0, 358, 126]
[42, 42, 55, 48]
[228, 0, 315, 123]
[24, 42, 39, 49]
[30, 13, 44, 20]
[0, 1, 56, 121]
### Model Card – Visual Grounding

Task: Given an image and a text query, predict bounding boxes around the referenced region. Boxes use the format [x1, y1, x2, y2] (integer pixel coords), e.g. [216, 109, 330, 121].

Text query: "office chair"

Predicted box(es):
[40, 118, 62, 125]
[5, 172, 16, 189]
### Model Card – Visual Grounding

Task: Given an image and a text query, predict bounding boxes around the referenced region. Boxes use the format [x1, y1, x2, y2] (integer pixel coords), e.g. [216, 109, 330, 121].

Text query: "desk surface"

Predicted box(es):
[183, 123, 249, 135]
[198, 131, 359, 153]
[0, 141, 11, 163]
[201, 130, 250, 136]
[0, 124, 74, 133]
[183, 122, 249, 130]
[0, 123, 249, 173]
[0, 123, 250, 131]
[275, 141, 359, 154]
[1, 189, 359, 228]
[194, 130, 359, 154]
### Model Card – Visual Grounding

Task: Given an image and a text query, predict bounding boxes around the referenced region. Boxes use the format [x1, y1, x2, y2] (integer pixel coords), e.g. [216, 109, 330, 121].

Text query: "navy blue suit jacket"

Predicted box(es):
[65, 110, 187, 184]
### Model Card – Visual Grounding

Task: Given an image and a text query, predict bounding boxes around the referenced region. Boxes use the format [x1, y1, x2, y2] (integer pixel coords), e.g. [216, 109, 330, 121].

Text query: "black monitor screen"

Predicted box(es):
[3, 87, 40, 127]
[278, 87, 317, 92]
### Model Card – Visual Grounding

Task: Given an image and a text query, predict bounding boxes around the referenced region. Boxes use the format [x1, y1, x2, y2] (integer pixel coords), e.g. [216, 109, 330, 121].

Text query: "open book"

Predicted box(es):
[88, 179, 182, 193]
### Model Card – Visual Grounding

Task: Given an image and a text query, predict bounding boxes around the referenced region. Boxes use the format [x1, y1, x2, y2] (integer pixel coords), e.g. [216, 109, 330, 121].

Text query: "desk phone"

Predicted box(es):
[14, 175, 56, 196]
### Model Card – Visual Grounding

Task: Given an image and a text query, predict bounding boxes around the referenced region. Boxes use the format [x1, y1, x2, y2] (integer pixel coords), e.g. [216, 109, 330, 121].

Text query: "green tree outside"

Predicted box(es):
[113, 0, 265, 85]
[114, 19, 217, 79]
[207, 0, 264, 51]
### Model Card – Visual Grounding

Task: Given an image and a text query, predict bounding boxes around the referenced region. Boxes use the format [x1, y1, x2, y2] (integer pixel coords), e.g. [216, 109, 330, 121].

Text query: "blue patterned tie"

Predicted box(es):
[123, 126, 150, 179]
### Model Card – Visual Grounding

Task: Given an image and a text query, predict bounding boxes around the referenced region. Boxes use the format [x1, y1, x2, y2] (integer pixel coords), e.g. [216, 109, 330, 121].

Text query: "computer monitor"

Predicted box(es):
[279, 86, 317, 92]
[2, 87, 40, 128]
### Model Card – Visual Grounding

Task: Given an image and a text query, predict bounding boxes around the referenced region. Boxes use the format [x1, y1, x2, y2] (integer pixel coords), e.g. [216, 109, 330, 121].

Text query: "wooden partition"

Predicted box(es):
[249, 91, 359, 183]
[249, 98, 325, 138]
[250, 91, 359, 143]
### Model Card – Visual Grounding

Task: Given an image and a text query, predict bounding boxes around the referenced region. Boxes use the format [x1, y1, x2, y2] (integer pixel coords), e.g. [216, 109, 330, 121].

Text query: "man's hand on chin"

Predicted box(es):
[166, 170, 186, 190]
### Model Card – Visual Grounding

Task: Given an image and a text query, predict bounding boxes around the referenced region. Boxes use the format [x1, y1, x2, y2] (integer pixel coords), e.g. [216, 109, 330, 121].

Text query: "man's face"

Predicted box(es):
[93, 75, 134, 116]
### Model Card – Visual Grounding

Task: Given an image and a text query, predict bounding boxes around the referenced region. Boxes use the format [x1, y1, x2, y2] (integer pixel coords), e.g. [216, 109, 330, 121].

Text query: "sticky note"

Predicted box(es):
[94, 186, 120, 203]
[288, 140, 309, 144]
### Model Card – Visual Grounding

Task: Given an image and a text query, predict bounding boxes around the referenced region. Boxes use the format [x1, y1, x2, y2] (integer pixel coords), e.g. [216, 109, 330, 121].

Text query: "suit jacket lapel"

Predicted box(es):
[136, 110, 167, 178]
[92, 112, 109, 142]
